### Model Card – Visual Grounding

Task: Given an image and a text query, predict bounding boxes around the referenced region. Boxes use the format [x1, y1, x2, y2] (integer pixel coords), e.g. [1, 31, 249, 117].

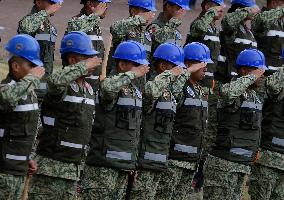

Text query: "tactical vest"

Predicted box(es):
[186, 18, 221, 88]
[139, 90, 177, 171]
[255, 15, 284, 68]
[37, 81, 95, 164]
[0, 77, 39, 176]
[212, 92, 262, 164]
[169, 83, 208, 162]
[225, 24, 257, 78]
[261, 98, 284, 154]
[86, 85, 142, 170]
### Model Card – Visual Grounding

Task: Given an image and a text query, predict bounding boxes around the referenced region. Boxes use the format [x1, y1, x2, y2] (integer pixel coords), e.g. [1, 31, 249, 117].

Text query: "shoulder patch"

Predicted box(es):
[70, 81, 79, 93]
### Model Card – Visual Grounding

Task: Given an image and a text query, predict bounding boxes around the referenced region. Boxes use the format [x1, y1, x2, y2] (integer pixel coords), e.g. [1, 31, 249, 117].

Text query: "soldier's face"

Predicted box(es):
[186, 60, 207, 81]
[157, 61, 175, 73]
[10, 57, 36, 80]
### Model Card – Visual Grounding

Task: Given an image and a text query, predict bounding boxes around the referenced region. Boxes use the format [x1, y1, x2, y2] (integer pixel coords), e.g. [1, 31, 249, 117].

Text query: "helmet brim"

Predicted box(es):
[136, 59, 150, 65]
[174, 61, 186, 68]
[205, 58, 214, 64]
[181, 5, 191, 10]
[31, 59, 44, 67]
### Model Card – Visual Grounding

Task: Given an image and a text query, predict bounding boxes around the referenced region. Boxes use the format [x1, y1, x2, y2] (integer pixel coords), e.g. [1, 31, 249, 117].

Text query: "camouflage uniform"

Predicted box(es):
[18, 6, 57, 99]
[28, 62, 92, 200]
[0, 74, 40, 200]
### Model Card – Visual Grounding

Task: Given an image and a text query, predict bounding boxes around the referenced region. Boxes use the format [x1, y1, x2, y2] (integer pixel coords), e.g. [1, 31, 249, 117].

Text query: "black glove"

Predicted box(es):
[192, 160, 205, 192]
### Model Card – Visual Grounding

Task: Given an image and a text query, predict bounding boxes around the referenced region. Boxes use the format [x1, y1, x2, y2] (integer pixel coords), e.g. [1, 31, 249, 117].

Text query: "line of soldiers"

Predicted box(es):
[0, 0, 284, 199]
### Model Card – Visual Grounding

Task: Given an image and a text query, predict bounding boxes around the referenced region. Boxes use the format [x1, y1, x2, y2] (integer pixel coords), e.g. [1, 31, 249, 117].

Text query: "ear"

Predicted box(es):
[10, 60, 20, 75]
[159, 61, 167, 72]
[86, 0, 92, 7]
[129, 7, 136, 16]
[204, 2, 210, 11]
[67, 56, 77, 65]
[35, 0, 41, 7]
[117, 60, 126, 72]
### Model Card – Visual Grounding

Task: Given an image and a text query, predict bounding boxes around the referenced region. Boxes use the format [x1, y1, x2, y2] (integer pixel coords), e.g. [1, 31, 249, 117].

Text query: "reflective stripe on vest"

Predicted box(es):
[117, 97, 142, 108]
[272, 137, 284, 147]
[204, 35, 220, 42]
[184, 98, 208, 108]
[268, 66, 279, 71]
[63, 95, 95, 106]
[88, 35, 103, 41]
[60, 141, 83, 149]
[43, 116, 55, 126]
[106, 150, 132, 161]
[174, 144, 198, 154]
[156, 102, 176, 113]
[144, 152, 167, 163]
[267, 30, 284, 38]
[0, 129, 4, 137]
[230, 148, 253, 158]
[35, 34, 56, 42]
[205, 72, 214, 77]
[218, 55, 227, 62]
[86, 75, 99, 80]
[14, 103, 39, 112]
[231, 72, 238, 76]
[241, 101, 262, 110]
[234, 38, 257, 47]
[6, 154, 27, 161]
[38, 83, 47, 90]
[144, 44, 151, 52]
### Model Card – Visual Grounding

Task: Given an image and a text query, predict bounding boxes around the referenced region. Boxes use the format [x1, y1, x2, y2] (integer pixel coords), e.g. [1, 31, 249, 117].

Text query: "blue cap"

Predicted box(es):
[236, 49, 267, 70]
[231, 0, 256, 7]
[113, 40, 149, 65]
[50, 0, 64, 3]
[184, 42, 214, 63]
[60, 31, 99, 56]
[80, 0, 111, 4]
[5, 34, 43, 66]
[128, 0, 157, 11]
[154, 43, 185, 68]
[210, 0, 225, 6]
[166, 0, 191, 10]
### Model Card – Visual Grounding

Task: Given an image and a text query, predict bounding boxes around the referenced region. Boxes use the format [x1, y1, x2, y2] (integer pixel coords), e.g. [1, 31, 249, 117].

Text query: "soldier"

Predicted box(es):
[252, 0, 284, 70]
[248, 49, 284, 200]
[66, 0, 111, 89]
[221, 0, 260, 80]
[132, 43, 206, 200]
[0, 34, 45, 199]
[203, 49, 284, 200]
[147, 0, 190, 58]
[27, 32, 102, 199]
[18, 0, 63, 100]
[81, 41, 149, 200]
[169, 42, 211, 200]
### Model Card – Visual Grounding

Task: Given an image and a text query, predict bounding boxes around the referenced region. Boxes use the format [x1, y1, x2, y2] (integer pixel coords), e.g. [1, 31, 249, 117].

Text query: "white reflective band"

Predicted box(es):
[231, 72, 238, 76]
[106, 150, 132, 161]
[60, 141, 83, 149]
[14, 103, 39, 112]
[202, 101, 208, 108]
[241, 101, 262, 110]
[204, 35, 220, 42]
[88, 35, 103, 41]
[6, 154, 27, 161]
[63, 95, 95, 106]
[86, 75, 99, 80]
[174, 144, 198, 154]
[272, 137, 284, 146]
[0, 129, 4, 137]
[35, 34, 56, 42]
[268, 66, 279, 71]
[184, 98, 205, 107]
[144, 44, 151, 52]
[95, 92, 100, 104]
[267, 30, 284, 37]
[156, 102, 176, 112]
[38, 83, 47, 90]
[43, 116, 55, 126]
[205, 72, 214, 77]
[230, 148, 253, 158]
[234, 38, 257, 47]
[117, 97, 142, 108]
[144, 152, 167, 163]
[218, 55, 227, 62]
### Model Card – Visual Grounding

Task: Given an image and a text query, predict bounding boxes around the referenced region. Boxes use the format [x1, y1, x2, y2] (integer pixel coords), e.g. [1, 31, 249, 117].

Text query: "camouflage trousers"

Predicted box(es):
[130, 170, 160, 200]
[81, 165, 128, 200]
[203, 163, 247, 200]
[28, 174, 77, 200]
[0, 173, 24, 200]
[249, 164, 284, 200]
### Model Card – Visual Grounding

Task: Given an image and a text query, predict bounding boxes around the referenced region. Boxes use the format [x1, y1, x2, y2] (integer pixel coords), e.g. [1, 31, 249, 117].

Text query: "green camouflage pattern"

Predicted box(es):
[0, 173, 25, 200]
[81, 165, 128, 200]
[172, 168, 195, 200]
[0, 74, 40, 111]
[28, 174, 77, 200]
[66, 13, 101, 33]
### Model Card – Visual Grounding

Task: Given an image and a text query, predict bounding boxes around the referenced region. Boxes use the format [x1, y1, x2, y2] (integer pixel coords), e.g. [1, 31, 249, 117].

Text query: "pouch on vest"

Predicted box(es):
[154, 112, 174, 134]
[240, 110, 259, 130]
[215, 128, 231, 148]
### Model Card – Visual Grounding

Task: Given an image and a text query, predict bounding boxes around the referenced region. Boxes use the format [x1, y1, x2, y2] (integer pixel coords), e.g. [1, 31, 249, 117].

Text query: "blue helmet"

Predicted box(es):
[80, 0, 111, 4]
[50, 0, 64, 3]
[166, 0, 191, 10]
[236, 49, 267, 69]
[210, 0, 224, 6]
[154, 43, 185, 68]
[128, 0, 156, 11]
[5, 34, 43, 66]
[184, 42, 214, 63]
[231, 0, 256, 7]
[113, 40, 149, 65]
[60, 31, 99, 57]
[281, 48, 284, 59]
